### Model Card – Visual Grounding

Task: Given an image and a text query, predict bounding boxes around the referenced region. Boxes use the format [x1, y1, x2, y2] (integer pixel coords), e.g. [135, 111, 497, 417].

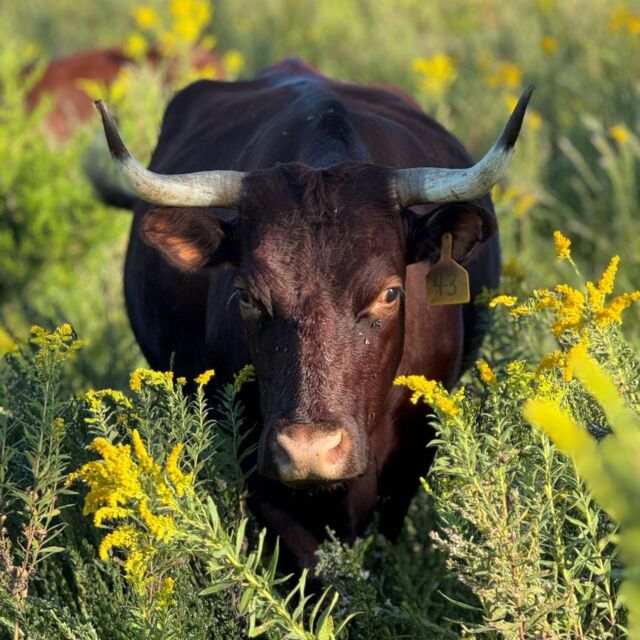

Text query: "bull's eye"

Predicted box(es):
[384, 287, 402, 304]
[236, 288, 255, 310]
[358, 278, 404, 319]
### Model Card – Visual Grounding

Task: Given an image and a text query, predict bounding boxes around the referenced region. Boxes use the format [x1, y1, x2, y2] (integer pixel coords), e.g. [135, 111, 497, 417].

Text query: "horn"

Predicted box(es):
[94, 101, 246, 208]
[393, 86, 534, 207]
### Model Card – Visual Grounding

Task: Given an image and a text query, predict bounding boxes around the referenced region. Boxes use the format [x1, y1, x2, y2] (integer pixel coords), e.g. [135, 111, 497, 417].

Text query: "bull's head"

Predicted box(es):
[95, 88, 532, 487]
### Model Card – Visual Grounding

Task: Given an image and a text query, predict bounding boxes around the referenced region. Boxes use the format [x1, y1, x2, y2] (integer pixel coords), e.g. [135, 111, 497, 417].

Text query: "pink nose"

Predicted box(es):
[272, 424, 352, 483]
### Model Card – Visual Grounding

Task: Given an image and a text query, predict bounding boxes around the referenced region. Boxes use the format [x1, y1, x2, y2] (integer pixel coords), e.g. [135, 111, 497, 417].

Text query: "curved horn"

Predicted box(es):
[95, 100, 246, 208]
[393, 86, 534, 207]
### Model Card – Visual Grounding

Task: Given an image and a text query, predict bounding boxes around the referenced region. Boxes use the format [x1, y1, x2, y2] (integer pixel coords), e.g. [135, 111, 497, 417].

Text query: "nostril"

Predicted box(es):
[271, 426, 352, 481]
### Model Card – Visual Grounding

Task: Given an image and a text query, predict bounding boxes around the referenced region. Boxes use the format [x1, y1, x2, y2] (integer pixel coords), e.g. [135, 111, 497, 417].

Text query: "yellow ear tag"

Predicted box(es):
[426, 233, 470, 305]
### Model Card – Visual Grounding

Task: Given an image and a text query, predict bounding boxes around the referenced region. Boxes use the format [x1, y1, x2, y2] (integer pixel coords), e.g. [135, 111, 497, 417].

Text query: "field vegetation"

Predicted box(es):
[0, 0, 639, 638]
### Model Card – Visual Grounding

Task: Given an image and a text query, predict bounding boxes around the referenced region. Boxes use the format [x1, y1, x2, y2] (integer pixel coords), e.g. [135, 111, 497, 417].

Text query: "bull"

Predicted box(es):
[93, 59, 532, 571]
[27, 45, 223, 142]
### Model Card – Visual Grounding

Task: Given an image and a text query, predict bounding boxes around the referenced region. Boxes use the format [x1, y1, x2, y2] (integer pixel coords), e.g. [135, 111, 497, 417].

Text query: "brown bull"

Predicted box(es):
[26, 45, 223, 142]
[93, 59, 532, 572]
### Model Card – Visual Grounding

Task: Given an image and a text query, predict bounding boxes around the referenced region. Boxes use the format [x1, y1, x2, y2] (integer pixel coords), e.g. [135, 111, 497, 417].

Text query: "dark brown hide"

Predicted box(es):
[26, 46, 224, 142]
[120, 58, 501, 571]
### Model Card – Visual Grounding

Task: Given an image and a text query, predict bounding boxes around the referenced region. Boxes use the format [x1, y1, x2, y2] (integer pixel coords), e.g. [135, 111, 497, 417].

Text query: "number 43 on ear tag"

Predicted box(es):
[426, 233, 470, 305]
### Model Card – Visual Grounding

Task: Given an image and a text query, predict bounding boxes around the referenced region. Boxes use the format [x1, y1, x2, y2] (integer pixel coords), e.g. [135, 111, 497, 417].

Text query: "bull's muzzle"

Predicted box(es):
[260, 422, 361, 487]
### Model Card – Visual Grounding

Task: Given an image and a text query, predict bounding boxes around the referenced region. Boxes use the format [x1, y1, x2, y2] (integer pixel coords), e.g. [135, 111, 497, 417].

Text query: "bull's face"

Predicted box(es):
[139, 163, 495, 487]
[95, 92, 528, 486]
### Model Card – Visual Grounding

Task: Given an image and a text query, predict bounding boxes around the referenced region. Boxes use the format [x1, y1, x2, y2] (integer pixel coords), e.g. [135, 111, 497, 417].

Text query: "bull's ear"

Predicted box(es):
[140, 207, 237, 272]
[405, 202, 497, 265]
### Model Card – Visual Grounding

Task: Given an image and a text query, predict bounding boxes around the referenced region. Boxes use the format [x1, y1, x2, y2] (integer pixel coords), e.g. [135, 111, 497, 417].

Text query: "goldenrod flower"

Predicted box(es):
[609, 7, 640, 36]
[486, 61, 522, 90]
[413, 54, 457, 97]
[124, 32, 148, 59]
[85, 388, 133, 413]
[536, 349, 565, 377]
[595, 291, 640, 327]
[70, 430, 191, 605]
[528, 111, 542, 130]
[133, 6, 159, 30]
[553, 230, 571, 261]
[476, 360, 497, 385]
[156, 577, 176, 611]
[139, 499, 176, 542]
[94, 506, 134, 527]
[563, 341, 589, 382]
[194, 369, 215, 386]
[233, 364, 255, 392]
[551, 285, 586, 336]
[608, 125, 630, 145]
[132, 429, 155, 473]
[170, 0, 212, 45]
[130, 368, 174, 393]
[124, 543, 157, 594]
[99, 524, 144, 561]
[597, 255, 620, 297]
[223, 49, 245, 79]
[67, 439, 143, 514]
[540, 35, 557, 54]
[489, 295, 518, 308]
[165, 443, 193, 497]
[394, 375, 461, 416]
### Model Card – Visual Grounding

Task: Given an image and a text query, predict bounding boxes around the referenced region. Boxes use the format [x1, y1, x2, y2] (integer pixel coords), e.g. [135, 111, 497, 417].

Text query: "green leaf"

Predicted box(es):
[239, 587, 254, 613]
[247, 620, 277, 637]
[199, 581, 233, 596]
[235, 518, 248, 558]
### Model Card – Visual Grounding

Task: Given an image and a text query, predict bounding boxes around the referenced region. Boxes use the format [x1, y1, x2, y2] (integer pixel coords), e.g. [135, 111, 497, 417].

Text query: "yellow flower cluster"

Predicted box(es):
[85, 388, 133, 413]
[553, 230, 572, 261]
[68, 430, 193, 595]
[165, 443, 193, 497]
[128, 0, 213, 59]
[134, 6, 159, 30]
[156, 577, 176, 611]
[124, 32, 149, 59]
[490, 295, 518, 308]
[140, 498, 176, 542]
[485, 61, 523, 90]
[130, 368, 174, 393]
[608, 124, 631, 145]
[222, 50, 245, 80]
[609, 6, 640, 36]
[170, 0, 212, 45]
[540, 36, 557, 54]
[413, 54, 457, 97]
[394, 375, 461, 416]
[476, 360, 497, 385]
[536, 339, 590, 382]
[194, 369, 215, 386]
[509, 253, 639, 335]
[68, 438, 144, 515]
[30, 324, 85, 361]
[492, 183, 539, 218]
[233, 364, 256, 392]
